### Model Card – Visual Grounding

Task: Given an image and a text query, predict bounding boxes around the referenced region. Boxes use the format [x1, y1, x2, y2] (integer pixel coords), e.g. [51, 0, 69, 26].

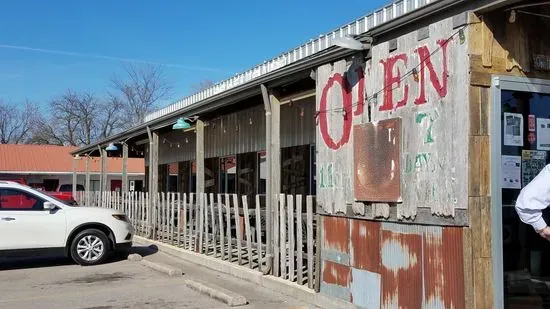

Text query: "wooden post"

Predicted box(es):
[296, 194, 303, 285]
[85, 155, 90, 207]
[271, 92, 281, 276]
[225, 194, 232, 261]
[233, 194, 242, 265]
[307, 196, 314, 289]
[209, 193, 216, 257]
[217, 193, 225, 259]
[72, 156, 78, 200]
[196, 120, 205, 194]
[242, 196, 253, 269]
[255, 194, 262, 269]
[151, 131, 159, 238]
[279, 194, 286, 279]
[101, 149, 108, 193]
[122, 143, 128, 193]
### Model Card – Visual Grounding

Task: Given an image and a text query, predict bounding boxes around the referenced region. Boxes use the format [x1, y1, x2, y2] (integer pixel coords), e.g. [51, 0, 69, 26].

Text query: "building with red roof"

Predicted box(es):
[0, 144, 145, 191]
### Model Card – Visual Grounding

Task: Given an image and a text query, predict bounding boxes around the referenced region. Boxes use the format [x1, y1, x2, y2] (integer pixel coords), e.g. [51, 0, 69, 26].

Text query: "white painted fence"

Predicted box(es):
[77, 191, 319, 289]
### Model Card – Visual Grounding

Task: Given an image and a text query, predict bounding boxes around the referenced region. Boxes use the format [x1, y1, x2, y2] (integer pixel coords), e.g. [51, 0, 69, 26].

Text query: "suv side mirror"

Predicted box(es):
[43, 202, 57, 211]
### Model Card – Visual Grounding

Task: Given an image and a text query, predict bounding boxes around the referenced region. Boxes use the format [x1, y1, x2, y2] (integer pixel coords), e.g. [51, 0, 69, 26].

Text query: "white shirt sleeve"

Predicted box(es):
[515, 164, 550, 232]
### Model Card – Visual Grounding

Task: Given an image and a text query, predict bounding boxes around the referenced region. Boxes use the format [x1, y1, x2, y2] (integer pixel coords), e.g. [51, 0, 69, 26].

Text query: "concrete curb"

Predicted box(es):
[134, 236, 358, 309]
[140, 259, 183, 277]
[183, 278, 248, 307]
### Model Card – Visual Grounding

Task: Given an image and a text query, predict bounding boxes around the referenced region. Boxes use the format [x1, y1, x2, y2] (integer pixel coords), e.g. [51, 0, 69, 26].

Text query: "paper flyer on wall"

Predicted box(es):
[502, 155, 521, 189]
[537, 118, 550, 150]
[522, 150, 547, 186]
[504, 113, 523, 146]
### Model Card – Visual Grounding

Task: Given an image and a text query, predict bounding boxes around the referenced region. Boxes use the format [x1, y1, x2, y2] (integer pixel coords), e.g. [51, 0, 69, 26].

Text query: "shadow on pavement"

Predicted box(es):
[0, 245, 159, 271]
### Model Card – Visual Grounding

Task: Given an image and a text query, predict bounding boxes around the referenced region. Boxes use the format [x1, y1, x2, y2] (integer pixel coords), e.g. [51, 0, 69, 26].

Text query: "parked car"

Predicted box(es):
[0, 181, 134, 265]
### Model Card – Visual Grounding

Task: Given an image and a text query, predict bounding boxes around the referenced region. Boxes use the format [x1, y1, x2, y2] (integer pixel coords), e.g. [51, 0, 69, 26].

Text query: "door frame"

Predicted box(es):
[490, 75, 550, 308]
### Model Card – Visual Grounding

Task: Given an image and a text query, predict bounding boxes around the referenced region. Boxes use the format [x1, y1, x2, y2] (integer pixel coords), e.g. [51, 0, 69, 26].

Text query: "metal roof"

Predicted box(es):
[73, 0, 482, 156]
[144, 0, 440, 123]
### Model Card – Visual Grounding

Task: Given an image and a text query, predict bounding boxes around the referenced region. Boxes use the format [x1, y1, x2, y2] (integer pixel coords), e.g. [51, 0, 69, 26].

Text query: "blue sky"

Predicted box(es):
[0, 0, 387, 111]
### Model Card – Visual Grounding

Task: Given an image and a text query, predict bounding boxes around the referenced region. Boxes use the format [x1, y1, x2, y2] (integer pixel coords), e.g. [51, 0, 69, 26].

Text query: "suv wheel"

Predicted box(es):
[70, 229, 110, 266]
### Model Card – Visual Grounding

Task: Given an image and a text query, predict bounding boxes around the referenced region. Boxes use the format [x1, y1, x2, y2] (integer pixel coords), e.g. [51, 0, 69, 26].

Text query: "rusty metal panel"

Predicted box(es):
[322, 216, 350, 265]
[350, 268, 381, 309]
[353, 118, 402, 202]
[350, 219, 380, 272]
[321, 260, 351, 301]
[423, 226, 465, 309]
[380, 227, 423, 308]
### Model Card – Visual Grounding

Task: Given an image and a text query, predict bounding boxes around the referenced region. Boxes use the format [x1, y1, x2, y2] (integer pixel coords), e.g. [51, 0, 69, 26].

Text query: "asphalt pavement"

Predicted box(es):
[0, 246, 312, 309]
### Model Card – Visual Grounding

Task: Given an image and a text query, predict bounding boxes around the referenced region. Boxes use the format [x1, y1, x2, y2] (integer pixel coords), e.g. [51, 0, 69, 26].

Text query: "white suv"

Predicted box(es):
[0, 181, 134, 266]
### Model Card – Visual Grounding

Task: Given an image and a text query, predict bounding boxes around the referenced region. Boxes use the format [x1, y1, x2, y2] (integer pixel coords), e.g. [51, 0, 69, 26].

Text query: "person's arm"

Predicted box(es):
[515, 164, 550, 236]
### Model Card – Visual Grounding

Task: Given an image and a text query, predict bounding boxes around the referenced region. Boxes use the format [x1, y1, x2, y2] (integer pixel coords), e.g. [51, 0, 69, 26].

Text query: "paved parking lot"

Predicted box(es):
[0, 246, 310, 309]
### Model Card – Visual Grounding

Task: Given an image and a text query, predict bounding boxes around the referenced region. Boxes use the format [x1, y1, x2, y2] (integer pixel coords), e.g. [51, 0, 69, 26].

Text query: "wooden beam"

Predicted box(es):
[85, 155, 90, 206]
[102, 149, 108, 192]
[196, 120, 205, 194]
[72, 156, 77, 198]
[122, 143, 128, 193]
[270, 93, 281, 206]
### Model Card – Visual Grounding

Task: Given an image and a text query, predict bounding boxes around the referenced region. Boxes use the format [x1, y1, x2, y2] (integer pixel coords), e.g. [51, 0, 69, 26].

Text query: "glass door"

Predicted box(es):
[492, 76, 550, 309]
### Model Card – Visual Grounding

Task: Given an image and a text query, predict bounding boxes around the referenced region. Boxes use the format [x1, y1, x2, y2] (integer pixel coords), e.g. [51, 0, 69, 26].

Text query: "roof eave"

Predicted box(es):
[71, 45, 361, 156]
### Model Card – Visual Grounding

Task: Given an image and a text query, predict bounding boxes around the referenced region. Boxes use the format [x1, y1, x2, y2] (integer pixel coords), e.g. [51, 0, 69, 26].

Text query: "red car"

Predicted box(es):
[1, 178, 80, 205]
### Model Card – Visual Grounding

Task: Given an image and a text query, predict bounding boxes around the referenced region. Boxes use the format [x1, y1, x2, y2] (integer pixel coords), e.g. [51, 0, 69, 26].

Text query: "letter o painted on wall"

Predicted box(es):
[319, 73, 353, 150]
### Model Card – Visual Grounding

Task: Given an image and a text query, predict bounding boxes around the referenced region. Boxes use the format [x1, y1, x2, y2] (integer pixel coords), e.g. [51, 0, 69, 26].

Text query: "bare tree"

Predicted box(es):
[110, 64, 173, 125]
[0, 100, 37, 144]
[30, 90, 124, 146]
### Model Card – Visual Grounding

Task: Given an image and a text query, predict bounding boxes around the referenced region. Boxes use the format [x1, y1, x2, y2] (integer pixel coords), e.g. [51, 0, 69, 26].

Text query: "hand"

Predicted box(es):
[538, 226, 550, 241]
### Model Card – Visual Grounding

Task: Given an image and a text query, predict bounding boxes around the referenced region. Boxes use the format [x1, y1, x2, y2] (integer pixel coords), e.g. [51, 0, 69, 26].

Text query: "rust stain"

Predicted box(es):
[442, 228, 465, 309]
[353, 118, 402, 203]
[322, 260, 351, 287]
[350, 219, 380, 272]
[323, 216, 350, 254]
[380, 229, 422, 309]
[423, 227, 466, 309]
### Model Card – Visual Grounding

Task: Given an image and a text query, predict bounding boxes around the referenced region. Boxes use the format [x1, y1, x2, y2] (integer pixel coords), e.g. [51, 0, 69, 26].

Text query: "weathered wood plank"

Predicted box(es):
[280, 193, 287, 279]
[210, 193, 216, 256]
[171, 192, 176, 245]
[233, 194, 242, 265]
[296, 195, 303, 285]
[463, 226, 474, 309]
[314, 214, 321, 293]
[242, 196, 253, 269]
[177, 193, 182, 247]
[470, 197, 492, 259]
[287, 195, 295, 282]
[306, 196, 314, 289]
[225, 194, 232, 261]
[255, 194, 262, 269]
[469, 136, 490, 197]
[199, 193, 204, 253]
[473, 257, 494, 309]
[188, 193, 194, 250]
[204, 193, 210, 254]
[182, 193, 187, 247]
[274, 193, 280, 277]
[217, 193, 225, 259]
[481, 16, 494, 67]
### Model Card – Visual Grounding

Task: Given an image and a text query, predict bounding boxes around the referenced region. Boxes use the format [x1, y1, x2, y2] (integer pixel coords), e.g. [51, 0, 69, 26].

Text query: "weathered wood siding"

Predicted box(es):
[316, 16, 470, 222]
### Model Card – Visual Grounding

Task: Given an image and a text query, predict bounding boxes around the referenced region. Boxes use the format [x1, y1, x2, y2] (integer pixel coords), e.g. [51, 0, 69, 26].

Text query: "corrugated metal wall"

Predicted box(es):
[153, 99, 316, 165]
[321, 216, 465, 309]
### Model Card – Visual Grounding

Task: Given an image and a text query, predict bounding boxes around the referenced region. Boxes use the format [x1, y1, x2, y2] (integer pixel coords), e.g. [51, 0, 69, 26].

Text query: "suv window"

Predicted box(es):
[0, 189, 45, 210]
[58, 184, 85, 192]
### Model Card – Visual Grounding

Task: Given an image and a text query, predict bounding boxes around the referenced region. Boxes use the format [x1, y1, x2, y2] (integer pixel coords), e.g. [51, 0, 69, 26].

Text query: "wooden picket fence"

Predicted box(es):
[78, 191, 319, 289]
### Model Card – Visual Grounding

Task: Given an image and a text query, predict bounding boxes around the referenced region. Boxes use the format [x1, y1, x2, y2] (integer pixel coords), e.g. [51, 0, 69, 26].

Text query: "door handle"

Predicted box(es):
[1, 217, 15, 221]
